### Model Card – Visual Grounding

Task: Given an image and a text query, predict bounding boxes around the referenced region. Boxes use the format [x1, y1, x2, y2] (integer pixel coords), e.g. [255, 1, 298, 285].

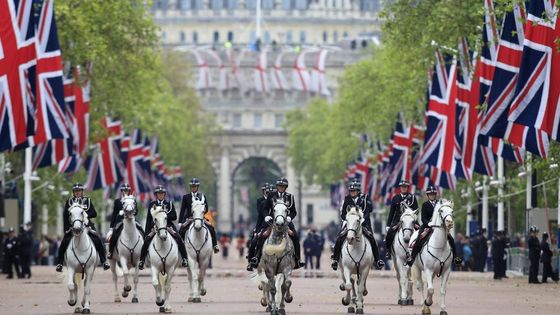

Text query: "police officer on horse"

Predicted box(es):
[330, 180, 385, 270]
[106, 183, 145, 259]
[246, 177, 305, 271]
[385, 180, 418, 259]
[246, 182, 271, 271]
[405, 185, 462, 266]
[138, 185, 188, 269]
[56, 183, 110, 272]
[178, 178, 219, 253]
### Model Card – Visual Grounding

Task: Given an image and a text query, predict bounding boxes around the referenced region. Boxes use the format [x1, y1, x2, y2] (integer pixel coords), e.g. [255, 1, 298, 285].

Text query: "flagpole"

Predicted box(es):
[497, 157, 505, 231]
[256, 0, 262, 40]
[482, 176, 489, 231]
[466, 186, 472, 236]
[526, 153, 532, 233]
[0, 153, 5, 229]
[23, 147, 33, 224]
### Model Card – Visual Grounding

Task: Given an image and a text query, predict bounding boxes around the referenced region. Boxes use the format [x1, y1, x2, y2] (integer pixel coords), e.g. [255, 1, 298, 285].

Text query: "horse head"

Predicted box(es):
[431, 199, 454, 230]
[121, 196, 136, 218]
[151, 205, 168, 240]
[192, 196, 206, 231]
[69, 203, 87, 235]
[399, 205, 418, 243]
[345, 206, 364, 245]
[273, 200, 289, 229]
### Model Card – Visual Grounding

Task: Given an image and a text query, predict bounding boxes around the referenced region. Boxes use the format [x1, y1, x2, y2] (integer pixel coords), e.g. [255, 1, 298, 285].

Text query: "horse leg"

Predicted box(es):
[284, 278, 293, 303]
[406, 265, 414, 305]
[191, 261, 201, 302]
[341, 267, 352, 307]
[199, 263, 207, 296]
[110, 259, 121, 303]
[81, 266, 94, 314]
[151, 266, 163, 306]
[163, 268, 174, 313]
[131, 260, 140, 303]
[187, 268, 194, 302]
[266, 271, 278, 313]
[67, 268, 77, 307]
[276, 274, 285, 314]
[120, 256, 131, 298]
[439, 268, 451, 315]
[355, 267, 367, 314]
[397, 258, 408, 305]
[423, 269, 434, 315]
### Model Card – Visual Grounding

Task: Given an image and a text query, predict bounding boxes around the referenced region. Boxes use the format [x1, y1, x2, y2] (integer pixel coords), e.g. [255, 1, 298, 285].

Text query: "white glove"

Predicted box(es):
[385, 226, 390, 233]
[265, 216, 272, 223]
[119, 210, 124, 216]
[286, 216, 292, 223]
[106, 229, 113, 242]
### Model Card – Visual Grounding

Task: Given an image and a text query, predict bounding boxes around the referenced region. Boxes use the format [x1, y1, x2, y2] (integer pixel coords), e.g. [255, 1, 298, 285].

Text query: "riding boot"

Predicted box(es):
[135, 222, 146, 237]
[107, 224, 123, 259]
[138, 232, 155, 270]
[206, 223, 220, 253]
[55, 233, 72, 272]
[447, 235, 462, 265]
[365, 232, 384, 269]
[89, 230, 109, 270]
[248, 237, 266, 271]
[290, 233, 304, 269]
[385, 229, 396, 259]
[331, 233, 346, 271]
[170, 230, 189, 267]
[406, 239, 423, 266]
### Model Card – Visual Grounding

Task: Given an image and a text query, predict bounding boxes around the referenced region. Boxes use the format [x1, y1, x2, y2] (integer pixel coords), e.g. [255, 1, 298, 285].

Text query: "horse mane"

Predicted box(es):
[150, 205, 166, 218]
[428, 199, 454, 226]
[346, 206, 362, 218]
[400, 206, 417, 219]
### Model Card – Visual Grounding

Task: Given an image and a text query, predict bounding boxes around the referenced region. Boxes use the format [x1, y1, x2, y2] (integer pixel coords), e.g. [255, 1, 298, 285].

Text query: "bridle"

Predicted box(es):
[345, 211, 362, 240]
[400, 212, 416, 236]
[432, 205, 453, 230]
[273, 204, 288, 228]
[153, 210, 168, 237]
[69, 205, 86, 234]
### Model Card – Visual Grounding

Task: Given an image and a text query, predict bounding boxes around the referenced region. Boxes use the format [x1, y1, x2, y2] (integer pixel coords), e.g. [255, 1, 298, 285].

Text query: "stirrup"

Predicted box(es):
[103, 262, 110, 270]
[331, 260, 338, 271]
[405, 257, 414, 267]
[246, 264, 254, 271]
[453, 257, 463, 265]
[138, 261, 145, 270]
[56, 264, 63, 272]
[376, 260, 385, 269]
[181, 258, 188, 267]
[213, 245, 220, 254]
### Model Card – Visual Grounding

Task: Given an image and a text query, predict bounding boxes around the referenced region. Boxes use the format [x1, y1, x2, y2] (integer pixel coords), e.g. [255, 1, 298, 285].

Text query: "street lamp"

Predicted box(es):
[474, 177, 489, 230]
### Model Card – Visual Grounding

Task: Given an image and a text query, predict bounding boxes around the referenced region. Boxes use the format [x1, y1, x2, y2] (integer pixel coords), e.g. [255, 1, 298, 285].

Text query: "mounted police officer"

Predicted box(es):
[247, 177, 305, 270]
[246, 182, 271, 271]
[56, 183, 110, 272]
[527, 225, 541, 284]
[106, 184, 145, 259]
[178, 178, 219, 253]
[138, 185, 188, 269]
[405, 186, 461, 266]
[330, 181, 384, 271]
[385, 180, 418, 259]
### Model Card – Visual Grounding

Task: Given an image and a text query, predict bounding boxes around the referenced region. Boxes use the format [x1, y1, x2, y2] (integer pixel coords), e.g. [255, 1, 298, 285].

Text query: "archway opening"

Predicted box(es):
[231, 157, 282, 235]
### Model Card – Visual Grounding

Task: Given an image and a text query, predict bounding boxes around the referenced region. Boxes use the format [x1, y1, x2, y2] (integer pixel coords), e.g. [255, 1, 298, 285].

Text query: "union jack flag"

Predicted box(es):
[0, 0, 37, 151]
[123, 129, 148, 197]
[508, 0, 560, 142]
[84, 117, 123, 191]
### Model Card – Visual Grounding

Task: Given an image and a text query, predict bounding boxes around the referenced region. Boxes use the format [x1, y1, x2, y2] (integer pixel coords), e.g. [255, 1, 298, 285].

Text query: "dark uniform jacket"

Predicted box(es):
[528, 235, 541, 261]
[145, 199, 177, 234]
[3, 236, 18, 256]
[340, 193, 373, 232]
[541, 240, 552, 262]
[254, 195, 268, 232]
[110, 197, 138, 228]
[265, 191, 296, 220]
[179, 192, 208, 224]
[420, 200, 438, 227]
[386, 193, 418, 227]
[63, 197, 96, 231]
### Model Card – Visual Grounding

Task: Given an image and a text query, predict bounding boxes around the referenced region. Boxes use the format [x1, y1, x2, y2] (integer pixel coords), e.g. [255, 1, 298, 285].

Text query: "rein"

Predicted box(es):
[70, 236, 93, 280]
[152, 238, 174, 276]
[119, 235, 141, 267]
[344, 226, 367, 282]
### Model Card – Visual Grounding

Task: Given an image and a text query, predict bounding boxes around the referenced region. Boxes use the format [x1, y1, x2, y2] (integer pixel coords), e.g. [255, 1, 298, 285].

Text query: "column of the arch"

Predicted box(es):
[218, 145, 232, 233]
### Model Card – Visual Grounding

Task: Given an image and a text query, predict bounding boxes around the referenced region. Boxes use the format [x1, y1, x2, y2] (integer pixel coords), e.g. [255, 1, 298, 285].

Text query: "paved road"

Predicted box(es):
[0, 256, 558, 315]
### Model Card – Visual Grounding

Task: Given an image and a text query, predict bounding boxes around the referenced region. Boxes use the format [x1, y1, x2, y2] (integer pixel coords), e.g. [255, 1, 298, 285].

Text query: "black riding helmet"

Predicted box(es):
[398, 180, 410, 187]
[120, 183, 131, 191]
[154, 185, 166, 195]
[261, 183, 269, 191]
[426, 185, 437, 195]
[276, 177, 288, 187]
[348, 181, 361, 191]
[72, 183, 84, 191]
[190, 178, 201, 186]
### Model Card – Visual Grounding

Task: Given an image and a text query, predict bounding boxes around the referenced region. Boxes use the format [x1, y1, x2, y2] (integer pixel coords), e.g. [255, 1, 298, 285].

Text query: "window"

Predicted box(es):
[295, 0, 307, 9]
[249, 31, 256, 43]
[322, 31, 328, 43]
[282, 0, 294, 9]
[333, 31, 338, 43]
[246, 0, 256, 9]
[286, 31, 293, 44]
[210, 0, 223, 9]
[306, 204, 314, 225]
[178, 0, 190, 9]
[299, 31, 306, 43]
[254, 113, 263, 128]
[213, 31, 220, 43]
[274, 114, 284, 129]
[343, 31, 349, 38]
[227, 31, 234, 42]
[232, 113, 242, 128]
[264, 31, 271, 44]
[192, 31, 198, 44]
[192, 0, 203, 9]
[180, 31, 186, 43]
[262, 0, 274, 9]
[224, 0, 238, 9]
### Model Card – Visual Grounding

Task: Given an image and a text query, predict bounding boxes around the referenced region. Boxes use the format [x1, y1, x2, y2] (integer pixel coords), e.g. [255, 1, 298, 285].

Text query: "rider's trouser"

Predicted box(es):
[180, 220, 218, 248]
[57, 229, 107, 265]
[139, 228, 188, 262]
[332, 228, 381, 262]
[108, 221, 145, 257]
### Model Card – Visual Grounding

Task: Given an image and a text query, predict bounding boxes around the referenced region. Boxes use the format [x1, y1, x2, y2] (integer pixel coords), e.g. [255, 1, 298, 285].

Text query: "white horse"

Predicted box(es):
[147, 205, 180, 313]
[338, 206, 372, 315]
[411, 200, 454, 315]
[64, 202, 99, 314]
[109, 196, 144, 303]
[391, 203, 418, 306]
[184, 196, 213, 303]
[260, 201, 294, 315]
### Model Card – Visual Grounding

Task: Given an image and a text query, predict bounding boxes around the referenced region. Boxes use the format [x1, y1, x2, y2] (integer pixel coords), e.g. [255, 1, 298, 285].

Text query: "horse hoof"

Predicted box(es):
[82, 309, 90, 314]
[422, 306, 431, 315]
[122, 291, 129, 298]
[363, 290, 368, 296]
[279, 309, 286, 315]
[193, 297, 201, 303]
[156, 299, 165, 306]
[398, 299, 406, 305]
[261, 298, 268, 307]
[348, 306, 355, 313]
[73, 307, 81, 313]
[265, 305, 271, 312]
[339, 284, 346, 291]
[342, 297, 350, 306]
[439, 311, 448, 315]
[187, 297, 193, 303]
[124, 285, 132, 292]
[284, 295, 293, 303]
[200, 289, 207, 296]
[159, 306, 165, 313]
[425, 298, 433, 307]
[68, 300, 77, 307]
[131, 297, 138, 303]
[270, 310, 278, 315]
[356, 308, 364, 314]
[164, 306, 173, 313]
[407, 299, 414, 305]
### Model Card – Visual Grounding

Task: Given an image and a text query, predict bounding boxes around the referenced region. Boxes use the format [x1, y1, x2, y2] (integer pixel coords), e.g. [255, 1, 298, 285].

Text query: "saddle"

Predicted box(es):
[409, 228, 433, 249]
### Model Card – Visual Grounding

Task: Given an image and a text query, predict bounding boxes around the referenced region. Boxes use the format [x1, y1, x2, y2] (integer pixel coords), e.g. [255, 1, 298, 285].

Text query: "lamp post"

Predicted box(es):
[461, 187, 472, 236]
[475, 177, 489, 230]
